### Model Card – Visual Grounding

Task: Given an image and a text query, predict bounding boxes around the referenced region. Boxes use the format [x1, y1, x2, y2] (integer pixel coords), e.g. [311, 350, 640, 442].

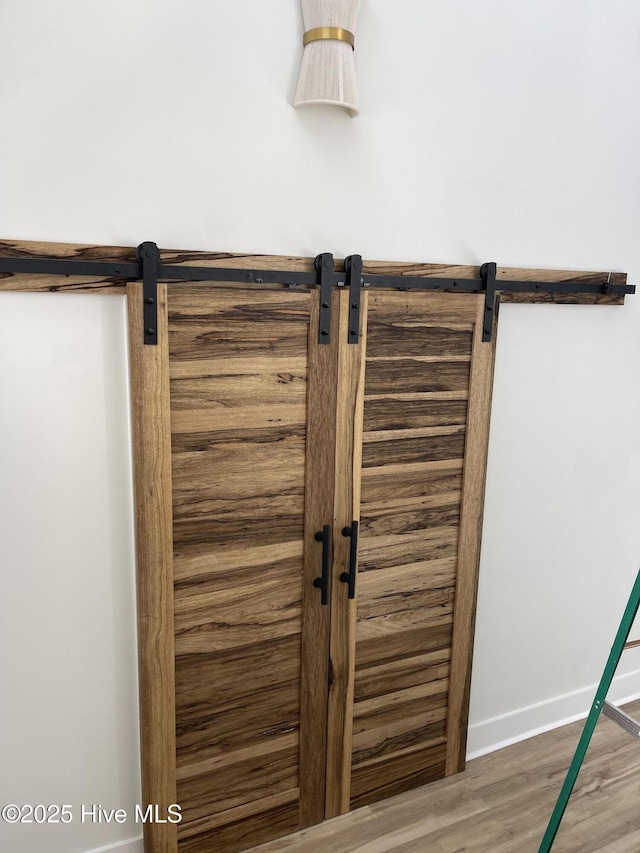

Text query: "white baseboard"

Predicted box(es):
[466, 668, 640, 761]
[87, 838, 143, 853]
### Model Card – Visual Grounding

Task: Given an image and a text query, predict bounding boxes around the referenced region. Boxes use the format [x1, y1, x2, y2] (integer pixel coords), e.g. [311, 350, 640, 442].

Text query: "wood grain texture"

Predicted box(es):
[325, 290, 368, 817]
[360, 460, 463, 503]
[170, 356, 306, 433]
[169, 286, 313, 851]
[2, 240, 620, 284]
[361, 430, 466, 469]
[364, 359, 471, 395]
[177, 741, 298, 823]
[352, 699, 448, 767]
[127, 282, 178, 853]
[363, 397, 468, 432]
[499, 291, 625, 305]
[355, 559, 456, 622]
[0, 239, 628, 308]
[357, 494, 461, 539]
[351, 291, 470, 811]
[355, 603, 454, 650]
[357, 525, 460, 575]
[168, 288, 311, 360]
[354, 647, 451, 703]
[173, 560, 303, 656]
[365, 320, 473, 357]
[0, 240, 137, 293]
[298, 290, 340, 827]
[171, 434, 305, 555]
[350, 741, 448, 810]
[178, 797, 299, 853]
[445, 295, 497, 775]
[175, 641, 300, 768]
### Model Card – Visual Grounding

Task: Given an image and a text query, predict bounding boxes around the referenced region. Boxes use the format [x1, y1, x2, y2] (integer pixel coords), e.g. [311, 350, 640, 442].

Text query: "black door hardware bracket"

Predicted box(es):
[137, 241, 160, 346]
[316, 252, 334, 344]
[480, 261, 498, 343]
[345, 254, 363, 344]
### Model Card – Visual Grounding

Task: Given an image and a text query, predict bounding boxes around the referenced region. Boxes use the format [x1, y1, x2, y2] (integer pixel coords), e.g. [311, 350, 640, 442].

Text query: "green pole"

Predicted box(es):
[538, 568, 640, 853]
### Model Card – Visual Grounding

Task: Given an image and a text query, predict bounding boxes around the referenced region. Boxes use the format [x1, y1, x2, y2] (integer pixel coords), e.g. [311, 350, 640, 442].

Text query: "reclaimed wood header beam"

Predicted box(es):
[0, 239, 631, 311]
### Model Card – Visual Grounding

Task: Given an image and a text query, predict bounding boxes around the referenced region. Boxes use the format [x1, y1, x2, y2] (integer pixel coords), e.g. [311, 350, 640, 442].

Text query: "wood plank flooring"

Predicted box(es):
[251, 699, 640, 853]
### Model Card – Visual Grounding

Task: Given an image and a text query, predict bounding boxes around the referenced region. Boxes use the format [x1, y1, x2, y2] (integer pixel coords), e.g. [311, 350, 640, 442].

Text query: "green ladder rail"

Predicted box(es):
[538, 568, 640, 853]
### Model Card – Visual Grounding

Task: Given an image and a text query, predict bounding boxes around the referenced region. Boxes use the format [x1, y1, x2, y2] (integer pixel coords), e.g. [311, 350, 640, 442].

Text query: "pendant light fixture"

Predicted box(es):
[294, 0, 361, 116]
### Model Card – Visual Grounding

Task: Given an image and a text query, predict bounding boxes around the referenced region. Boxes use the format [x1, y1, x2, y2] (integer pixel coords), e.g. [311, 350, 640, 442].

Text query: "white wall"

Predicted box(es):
[0, 295, 140, 853]
[1, 1, 640, 849]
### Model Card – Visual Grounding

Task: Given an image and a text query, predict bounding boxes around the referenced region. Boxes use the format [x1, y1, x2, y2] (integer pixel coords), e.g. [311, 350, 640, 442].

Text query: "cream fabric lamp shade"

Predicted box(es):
[294, 0, 361, 116]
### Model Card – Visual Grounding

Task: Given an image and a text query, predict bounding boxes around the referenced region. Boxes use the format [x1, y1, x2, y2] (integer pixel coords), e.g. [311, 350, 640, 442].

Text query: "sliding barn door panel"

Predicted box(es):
[168, 285, 327, 852]
[131, 281, 497, 846]
[349, 291, 484, 809]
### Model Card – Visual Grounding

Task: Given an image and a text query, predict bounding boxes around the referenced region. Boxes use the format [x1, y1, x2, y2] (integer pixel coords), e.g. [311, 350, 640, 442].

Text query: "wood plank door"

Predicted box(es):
[324, 290, 496, 812]
[162, 283, 341, 852]
[130, 278, 496, 851]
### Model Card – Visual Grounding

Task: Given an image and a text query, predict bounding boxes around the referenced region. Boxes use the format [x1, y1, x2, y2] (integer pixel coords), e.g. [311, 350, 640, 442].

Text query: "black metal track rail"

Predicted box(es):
[0, 245, 633, 345]
[1, 257, 631, 296]
[0, 256, 631, 297]
[0, 256, 322, 286]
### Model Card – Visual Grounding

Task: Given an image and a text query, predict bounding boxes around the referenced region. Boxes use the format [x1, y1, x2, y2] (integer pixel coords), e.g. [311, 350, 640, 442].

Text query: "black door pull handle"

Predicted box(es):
[340, 520, 359, 600]
[313, 525, 331, 605]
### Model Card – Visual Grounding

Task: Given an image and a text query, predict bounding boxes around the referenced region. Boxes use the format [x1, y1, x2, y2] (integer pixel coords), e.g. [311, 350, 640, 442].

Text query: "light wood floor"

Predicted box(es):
[252, 700, 640, 853]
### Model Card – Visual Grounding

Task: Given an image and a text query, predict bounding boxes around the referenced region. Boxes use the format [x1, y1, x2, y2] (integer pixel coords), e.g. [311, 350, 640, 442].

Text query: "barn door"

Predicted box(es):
[128, 280, 495, 852]
[324, 290, 495, 812]
[128, 282, 351, 853]
[169, 284, 321, 852]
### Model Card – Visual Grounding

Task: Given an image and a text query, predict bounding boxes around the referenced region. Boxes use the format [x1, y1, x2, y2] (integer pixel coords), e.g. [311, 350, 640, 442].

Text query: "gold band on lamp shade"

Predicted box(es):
[294, 0, 361, 116]
[303, 27, 355, 50]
